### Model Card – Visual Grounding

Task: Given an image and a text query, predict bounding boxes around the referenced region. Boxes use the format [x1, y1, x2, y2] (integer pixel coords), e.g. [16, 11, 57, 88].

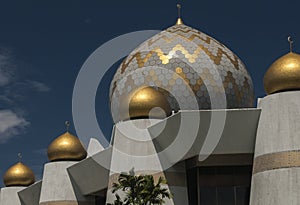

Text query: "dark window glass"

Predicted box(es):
[95, 196, 106, 205]
[217, 187, 234, 205]
[187, 165, 252, 205]
[200, 187, 217, 205]
[186, 167, 199, 205]
[235, 186, 250, 205]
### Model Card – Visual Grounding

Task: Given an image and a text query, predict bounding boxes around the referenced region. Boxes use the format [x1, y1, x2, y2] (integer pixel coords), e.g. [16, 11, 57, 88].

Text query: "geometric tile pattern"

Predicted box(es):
[110, 23, 254, 122]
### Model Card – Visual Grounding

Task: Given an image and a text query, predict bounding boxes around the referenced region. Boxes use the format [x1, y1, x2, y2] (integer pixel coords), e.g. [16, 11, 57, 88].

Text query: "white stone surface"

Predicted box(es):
[0, 187, 25, 205]
[254, 91, 300, 157]
[18, 181, 41, 205]
[106, 119, 189, 205]
[39, 161, 94, 204]
[67, 147, 112, 195]
[110, 119, 164, 172]
[87, 137, 104, 157]
[148, 109, 261, 164]
[250, 168, 300, 205]
[251, 91, 300, 205]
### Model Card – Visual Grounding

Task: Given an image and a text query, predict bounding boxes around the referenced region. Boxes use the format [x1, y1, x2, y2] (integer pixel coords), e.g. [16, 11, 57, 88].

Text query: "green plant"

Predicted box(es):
[107, 170, 172, 205]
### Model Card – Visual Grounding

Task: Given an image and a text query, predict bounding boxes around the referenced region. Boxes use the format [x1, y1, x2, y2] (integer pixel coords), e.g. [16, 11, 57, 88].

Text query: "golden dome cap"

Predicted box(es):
[47, 130, 87, 162]
[264, 50, 300, 94]
[119, 86, 172, 121]
[3, 161, 35, 187]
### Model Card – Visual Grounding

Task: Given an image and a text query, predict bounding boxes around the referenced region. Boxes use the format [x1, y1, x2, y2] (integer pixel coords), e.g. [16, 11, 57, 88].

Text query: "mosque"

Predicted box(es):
[1, 5, 300, 205]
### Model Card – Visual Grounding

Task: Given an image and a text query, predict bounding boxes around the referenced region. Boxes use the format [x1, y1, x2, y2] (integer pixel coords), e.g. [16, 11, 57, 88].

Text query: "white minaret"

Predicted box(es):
[39, 121, 95, 205]
[250, 38, 300, 204]
[0, 154, 35, 205]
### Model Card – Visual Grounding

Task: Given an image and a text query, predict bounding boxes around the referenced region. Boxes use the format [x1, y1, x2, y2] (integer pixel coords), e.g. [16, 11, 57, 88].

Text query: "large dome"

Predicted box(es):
[110, 20, 254, 122]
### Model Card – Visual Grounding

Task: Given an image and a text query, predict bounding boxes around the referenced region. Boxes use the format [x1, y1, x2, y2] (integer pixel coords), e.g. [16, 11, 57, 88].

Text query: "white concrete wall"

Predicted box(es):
[39, 161, 94, 204]
[18, 181, 42, 205]
[254, 91, 300, 157]
[250, 91, 300, 205]
[67, 148, 111, 195]
[251, 168, 300, 204]
[106, 119, 188, 205]
[0, 187, 24, 205]
[87, 138, 104, 157]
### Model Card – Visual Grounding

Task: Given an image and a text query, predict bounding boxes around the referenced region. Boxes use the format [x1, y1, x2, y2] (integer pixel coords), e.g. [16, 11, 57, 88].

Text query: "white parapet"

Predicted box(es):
[39, 161, 95, 205]
[250, 91, 300, 205]
[0, 187, 25, 205]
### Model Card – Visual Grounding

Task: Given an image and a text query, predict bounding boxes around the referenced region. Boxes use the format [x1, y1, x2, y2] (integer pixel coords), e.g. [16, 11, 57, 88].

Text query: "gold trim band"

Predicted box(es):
[253, 150, 300, 174]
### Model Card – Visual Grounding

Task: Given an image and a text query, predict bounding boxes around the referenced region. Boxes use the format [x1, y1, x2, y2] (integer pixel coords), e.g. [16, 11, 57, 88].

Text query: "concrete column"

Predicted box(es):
[0, 187, 25, 205]
[106, 119, 188, 205]
[39, 161, 95, 205]
[250, 91, 300, 205]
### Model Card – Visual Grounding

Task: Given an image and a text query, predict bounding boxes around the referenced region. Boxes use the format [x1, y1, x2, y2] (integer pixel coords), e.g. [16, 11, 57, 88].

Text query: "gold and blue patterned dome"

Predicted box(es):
[110, 19, 254, 122]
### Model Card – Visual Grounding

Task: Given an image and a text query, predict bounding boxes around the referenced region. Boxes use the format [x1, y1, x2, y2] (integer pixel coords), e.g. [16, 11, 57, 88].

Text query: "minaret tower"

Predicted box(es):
[39, 121, 94, 205]
[1, 154, 35, 205]
[250, 37, 300, 204]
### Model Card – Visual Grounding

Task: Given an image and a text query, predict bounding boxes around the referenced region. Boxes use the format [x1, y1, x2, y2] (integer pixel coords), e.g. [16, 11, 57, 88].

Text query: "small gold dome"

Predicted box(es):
[119, 87, 172, 121]
[47, 132, 87, 162]
[3, 162, 35, 187]
[264, 52, 300, 94]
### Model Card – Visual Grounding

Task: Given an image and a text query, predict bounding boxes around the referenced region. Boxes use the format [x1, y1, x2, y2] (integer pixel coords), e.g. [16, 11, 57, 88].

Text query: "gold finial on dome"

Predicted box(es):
[47, 122, 87, 162]
[264, 37, 300, 94]
[176, 4, 184, 25]
[119, 86, 172, 121]
[3, 154, 35, 187]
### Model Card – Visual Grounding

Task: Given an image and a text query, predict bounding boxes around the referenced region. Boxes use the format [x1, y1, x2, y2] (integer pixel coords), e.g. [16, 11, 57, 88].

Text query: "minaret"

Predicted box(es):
[39, 121, 94, 205]
[250, 37, 300, 204]
[0, 154, 35, 205]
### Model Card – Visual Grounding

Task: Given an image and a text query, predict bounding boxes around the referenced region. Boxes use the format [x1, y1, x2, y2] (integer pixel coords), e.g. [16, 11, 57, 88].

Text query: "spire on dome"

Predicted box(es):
[65, 120, 70, 132]
[18, 153, 22, 162]
[288, 36, 294, 52]
[176, 4, 184, 25]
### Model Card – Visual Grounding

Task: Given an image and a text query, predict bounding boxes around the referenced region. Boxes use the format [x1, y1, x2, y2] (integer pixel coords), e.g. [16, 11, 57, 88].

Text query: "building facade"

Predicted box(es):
[1, 13, 300, 205]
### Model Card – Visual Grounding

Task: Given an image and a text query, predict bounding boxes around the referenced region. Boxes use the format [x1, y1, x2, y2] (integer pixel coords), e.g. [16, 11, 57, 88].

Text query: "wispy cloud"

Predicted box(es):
[26, 80, 51, 92]
[33, 148, 47, 156]
[0, 71, 11, 86]
[0, 109, 29, 143]
[0, 48, 50, 143]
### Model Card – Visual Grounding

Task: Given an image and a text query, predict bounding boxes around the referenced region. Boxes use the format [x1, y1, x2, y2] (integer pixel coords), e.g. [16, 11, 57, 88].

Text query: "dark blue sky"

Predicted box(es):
[0, 0, 299, 182]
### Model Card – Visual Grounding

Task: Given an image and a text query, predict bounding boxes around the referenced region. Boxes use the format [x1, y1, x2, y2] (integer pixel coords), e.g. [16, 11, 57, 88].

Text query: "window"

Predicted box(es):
[187, 166, 252, 205]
